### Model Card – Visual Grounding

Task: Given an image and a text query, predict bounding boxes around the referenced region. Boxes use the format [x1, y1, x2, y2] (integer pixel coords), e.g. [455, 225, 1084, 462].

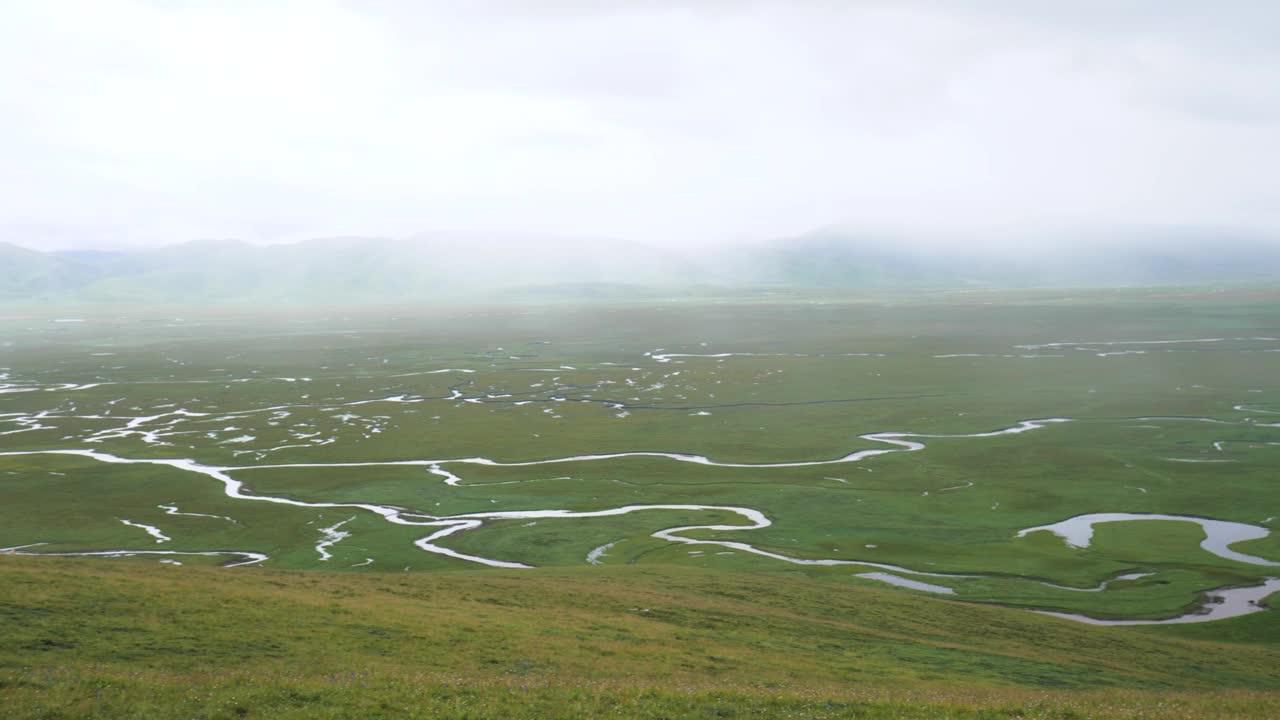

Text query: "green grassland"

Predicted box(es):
[3, 556, 1280, 719]
[3, 287, 1280, 716]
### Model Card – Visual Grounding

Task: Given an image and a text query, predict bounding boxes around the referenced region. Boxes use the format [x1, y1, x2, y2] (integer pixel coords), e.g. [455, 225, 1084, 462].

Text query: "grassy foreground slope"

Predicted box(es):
[3, 556, 1279, 719]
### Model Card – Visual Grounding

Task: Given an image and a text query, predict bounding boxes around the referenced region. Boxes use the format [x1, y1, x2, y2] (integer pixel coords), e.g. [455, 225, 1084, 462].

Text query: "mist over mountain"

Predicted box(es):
[2, 228, 1279, 305]
[0, 234, 700, 304]
[739, 227, 1280, 289]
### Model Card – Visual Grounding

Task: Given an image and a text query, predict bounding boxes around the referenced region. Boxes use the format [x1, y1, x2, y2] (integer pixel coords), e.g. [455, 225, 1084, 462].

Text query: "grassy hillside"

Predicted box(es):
[3, 556, 1279, 719]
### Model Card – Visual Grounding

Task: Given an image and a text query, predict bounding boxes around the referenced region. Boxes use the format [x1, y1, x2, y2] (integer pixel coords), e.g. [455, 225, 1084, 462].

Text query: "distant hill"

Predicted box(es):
[734, 228, 1280, 288]
[3, 227, 1279, 304]
[0, 235, 704, 304]
[0, 242, 117, 299]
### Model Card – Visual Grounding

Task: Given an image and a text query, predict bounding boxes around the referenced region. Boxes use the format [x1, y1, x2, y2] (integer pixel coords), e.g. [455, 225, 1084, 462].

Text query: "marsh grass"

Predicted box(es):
[3, 289, 1280, 717]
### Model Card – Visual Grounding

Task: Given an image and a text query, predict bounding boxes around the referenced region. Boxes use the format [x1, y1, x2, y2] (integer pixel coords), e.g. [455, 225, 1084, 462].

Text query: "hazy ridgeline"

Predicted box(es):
[4, 228, 1280, 305]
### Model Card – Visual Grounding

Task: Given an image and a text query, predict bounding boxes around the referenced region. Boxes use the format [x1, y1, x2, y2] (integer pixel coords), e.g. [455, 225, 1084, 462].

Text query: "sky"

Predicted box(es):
[1, 0, 1278, 251]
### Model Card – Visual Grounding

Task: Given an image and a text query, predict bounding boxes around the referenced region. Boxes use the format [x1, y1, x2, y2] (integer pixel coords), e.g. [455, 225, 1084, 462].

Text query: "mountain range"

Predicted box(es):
[3, 228, 1279, 304]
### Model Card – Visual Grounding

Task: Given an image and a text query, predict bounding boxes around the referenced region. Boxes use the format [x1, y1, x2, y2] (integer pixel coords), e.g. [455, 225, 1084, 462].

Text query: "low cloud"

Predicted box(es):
[1, 1, 1277, 250]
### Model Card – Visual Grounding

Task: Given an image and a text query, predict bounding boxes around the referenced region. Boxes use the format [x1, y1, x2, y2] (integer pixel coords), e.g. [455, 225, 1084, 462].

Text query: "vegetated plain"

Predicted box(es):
[2, 286, 1280, 718]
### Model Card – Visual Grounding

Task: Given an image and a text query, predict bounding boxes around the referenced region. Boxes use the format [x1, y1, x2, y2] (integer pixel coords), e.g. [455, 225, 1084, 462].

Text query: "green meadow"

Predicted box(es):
[2, 286, 1280, 717]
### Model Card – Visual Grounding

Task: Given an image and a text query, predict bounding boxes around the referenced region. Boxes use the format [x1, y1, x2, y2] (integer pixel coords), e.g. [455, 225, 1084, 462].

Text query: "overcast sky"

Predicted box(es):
[2, 1, 1278, 250]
